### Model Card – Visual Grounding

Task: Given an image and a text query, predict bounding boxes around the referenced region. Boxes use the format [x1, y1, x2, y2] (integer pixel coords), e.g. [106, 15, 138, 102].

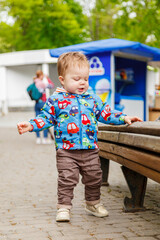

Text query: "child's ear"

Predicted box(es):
[59, 76, 64, 86]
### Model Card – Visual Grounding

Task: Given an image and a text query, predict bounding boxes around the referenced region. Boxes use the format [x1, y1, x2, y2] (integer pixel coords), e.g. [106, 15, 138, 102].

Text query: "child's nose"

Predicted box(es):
[80, 79, 85, 84]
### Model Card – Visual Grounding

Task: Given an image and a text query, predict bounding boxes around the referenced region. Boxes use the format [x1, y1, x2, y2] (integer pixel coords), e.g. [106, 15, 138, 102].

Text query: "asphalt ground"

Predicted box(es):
[0, 111, 159, 240]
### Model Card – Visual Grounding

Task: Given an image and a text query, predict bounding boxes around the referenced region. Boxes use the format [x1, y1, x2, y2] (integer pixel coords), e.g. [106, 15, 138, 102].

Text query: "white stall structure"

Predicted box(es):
[0, 49, 58, 115]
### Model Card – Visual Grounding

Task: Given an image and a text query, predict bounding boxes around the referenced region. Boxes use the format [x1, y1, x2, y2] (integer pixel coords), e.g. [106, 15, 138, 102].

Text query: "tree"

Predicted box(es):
[89, 0, 120, 40]
[89, 0, 160, 47]
[0, 22, 13, 52]
[113, 0, 160, 47]
[0, 0, 90, 52]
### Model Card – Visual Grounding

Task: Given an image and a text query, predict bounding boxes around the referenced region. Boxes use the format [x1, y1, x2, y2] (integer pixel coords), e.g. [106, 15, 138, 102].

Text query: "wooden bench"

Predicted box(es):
[98, 121, 160, 212]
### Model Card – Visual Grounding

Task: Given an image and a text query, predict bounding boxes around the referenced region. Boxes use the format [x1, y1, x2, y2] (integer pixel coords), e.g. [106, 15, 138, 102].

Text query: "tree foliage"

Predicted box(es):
[89, 0, 160, 47]
[1, 0, 160, 53]
[89, 0, 119, 40]
[0, 0, 89, 52]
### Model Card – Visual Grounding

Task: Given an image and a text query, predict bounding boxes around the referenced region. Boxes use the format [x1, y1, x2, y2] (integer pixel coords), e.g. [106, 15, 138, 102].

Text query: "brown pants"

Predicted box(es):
[56, 149, 102, 209]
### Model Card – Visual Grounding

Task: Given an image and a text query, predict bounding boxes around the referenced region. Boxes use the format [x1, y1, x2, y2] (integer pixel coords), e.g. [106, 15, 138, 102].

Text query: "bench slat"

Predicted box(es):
[99, 150, 160, 183]
[98, 121, 160, 136]
[98, 141, 160, 172]
[98, 131, 160, 153]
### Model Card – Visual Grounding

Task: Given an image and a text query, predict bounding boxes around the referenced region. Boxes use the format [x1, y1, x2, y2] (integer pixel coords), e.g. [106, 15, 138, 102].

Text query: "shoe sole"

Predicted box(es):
[56, 218, 70, 222]
[85, 208, 109, 218]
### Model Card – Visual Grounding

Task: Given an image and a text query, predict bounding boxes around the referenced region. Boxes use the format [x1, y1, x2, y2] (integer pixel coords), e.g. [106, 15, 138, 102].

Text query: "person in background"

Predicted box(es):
[34, 70, 54, 144]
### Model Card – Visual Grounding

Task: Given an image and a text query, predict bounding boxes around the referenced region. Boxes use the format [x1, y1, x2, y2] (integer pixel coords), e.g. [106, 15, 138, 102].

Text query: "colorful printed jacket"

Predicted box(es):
[29, 88, 126, 150]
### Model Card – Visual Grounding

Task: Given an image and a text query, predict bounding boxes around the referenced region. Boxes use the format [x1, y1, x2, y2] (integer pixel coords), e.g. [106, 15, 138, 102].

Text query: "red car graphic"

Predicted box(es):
[94, 141, 99, 149]
[58, 100, 71, 109]
[93, 103, 97, 112]
[49, 106, 55, 115]
[34, 119, 45, 129]
[67, 123, 79, 135]
[101, 110, 111, 121]
[82, 114, 91, 125]
[105, 104, 111, 112]
[62, 139, 75, 150]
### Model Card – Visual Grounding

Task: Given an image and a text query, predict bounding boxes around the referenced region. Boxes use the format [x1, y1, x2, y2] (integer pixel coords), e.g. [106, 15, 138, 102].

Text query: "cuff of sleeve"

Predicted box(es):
[29, 124, 34, 132]
[120, 114, 126, 123]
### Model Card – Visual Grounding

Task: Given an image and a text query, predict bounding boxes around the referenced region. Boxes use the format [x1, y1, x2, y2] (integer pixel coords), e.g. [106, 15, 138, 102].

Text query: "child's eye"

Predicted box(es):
[73, 77, 80, 81]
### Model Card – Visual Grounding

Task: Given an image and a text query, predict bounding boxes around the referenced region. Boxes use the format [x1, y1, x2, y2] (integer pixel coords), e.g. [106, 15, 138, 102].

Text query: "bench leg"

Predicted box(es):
[121, 166, 147, 212]
[100, 157, 110, 186]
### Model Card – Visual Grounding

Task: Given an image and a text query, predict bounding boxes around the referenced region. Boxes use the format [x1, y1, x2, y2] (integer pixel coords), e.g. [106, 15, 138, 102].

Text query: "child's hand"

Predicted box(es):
[17, 121, 33, 134]
[124, 116, 143, 125]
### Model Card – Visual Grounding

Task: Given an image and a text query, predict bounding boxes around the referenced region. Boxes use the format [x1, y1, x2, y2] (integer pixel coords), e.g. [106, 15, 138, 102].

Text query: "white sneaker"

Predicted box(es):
[42, 138, 47, 144]
[42, 138, 53, 144]
[36, 138, 41, 144]
[56, 208, 70, 222]
[85, 203, 108, 217]
[47, 139, 53, 144]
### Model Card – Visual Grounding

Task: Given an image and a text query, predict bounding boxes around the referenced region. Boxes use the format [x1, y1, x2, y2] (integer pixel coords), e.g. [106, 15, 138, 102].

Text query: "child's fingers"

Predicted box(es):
[125, 116, 143, 125]
[124, 116, 131, 125]
[19, 128, 27, 135]
[17, 123, 22, 131]
[20, 122, 27, 127]
[17, 126, 23, 135]
[17, 122, 27, 134]
[126, 119, 132, 125]
[132, 117, 143, 122]
[137, 117, 143, 122]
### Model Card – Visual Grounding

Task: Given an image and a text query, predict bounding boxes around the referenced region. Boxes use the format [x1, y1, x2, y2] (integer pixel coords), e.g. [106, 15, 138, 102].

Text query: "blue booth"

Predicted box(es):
[50, 38, 160, 120]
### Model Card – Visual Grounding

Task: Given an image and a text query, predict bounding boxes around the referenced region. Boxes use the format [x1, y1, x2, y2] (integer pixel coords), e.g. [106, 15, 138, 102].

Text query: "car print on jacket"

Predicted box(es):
[89, 112, 96, 124]
[82, 137, 92, 149]
[94, 140, 99, 149]
[62, 139, 75, 150]
[33, 119, 45, 129]
[47, 98, 55, 107]
[48, 116, 57, 125]
[58, 100, 72, 109]
[49, 106, 55, 115]
[69, 106, 78, 116]
[86, 128, 94, 140]
[105, 104, 111, 112]
[101, 104, 112, 121]
[59, 113, 69, 122]
[79, 99, 90, 107]
[29, 88, 126, 150]
[67, 123, 79, 136]
[114, 112, 122, 118]
[82, 114, 91, 125]
[54, 130, 62, 139]
[63, 93, 76, 99]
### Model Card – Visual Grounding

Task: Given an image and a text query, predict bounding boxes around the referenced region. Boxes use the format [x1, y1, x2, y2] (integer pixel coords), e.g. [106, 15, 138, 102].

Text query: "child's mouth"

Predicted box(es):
[78, 88, 84, 92]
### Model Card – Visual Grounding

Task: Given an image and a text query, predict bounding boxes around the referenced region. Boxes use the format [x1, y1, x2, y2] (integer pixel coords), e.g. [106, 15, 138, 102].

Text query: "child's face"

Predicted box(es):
[59, 64, 89, 95]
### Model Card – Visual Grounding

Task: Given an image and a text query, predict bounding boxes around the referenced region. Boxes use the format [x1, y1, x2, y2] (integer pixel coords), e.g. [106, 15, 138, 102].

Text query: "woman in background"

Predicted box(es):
[34, 70, 54, 144]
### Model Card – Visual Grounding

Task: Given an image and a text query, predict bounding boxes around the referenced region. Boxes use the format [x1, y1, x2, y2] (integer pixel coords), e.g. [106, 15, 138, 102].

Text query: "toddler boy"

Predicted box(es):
[17, 52, 142, 222]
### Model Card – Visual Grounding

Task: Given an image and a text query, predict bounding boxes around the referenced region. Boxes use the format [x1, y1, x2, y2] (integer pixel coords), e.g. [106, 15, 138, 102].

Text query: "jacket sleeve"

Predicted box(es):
[29, 97, 57, 132]
[94, 95, 126, 125]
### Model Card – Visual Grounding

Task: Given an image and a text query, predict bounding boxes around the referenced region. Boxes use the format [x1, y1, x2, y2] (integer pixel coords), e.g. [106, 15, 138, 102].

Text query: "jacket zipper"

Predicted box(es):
[76, 96, 82, 148]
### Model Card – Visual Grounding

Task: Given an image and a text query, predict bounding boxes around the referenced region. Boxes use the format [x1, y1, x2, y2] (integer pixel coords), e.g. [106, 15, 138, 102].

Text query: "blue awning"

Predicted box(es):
[49, 38, 160, 61]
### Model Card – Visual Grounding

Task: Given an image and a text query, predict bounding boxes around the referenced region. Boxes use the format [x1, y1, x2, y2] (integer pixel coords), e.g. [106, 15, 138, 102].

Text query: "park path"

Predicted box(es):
[0, 112, 159, 240]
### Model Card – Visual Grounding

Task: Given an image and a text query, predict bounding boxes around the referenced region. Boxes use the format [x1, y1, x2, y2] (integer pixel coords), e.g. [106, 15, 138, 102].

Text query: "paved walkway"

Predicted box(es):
[0, 112, 159, 240]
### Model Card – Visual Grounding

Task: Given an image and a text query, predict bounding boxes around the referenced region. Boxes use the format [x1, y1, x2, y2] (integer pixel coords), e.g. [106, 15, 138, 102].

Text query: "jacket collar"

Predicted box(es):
[55, 87, 89, 96]
[55, 87, 67, 93]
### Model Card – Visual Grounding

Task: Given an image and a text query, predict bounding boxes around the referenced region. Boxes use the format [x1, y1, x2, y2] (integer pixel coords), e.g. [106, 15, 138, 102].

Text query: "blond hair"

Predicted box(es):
[57, 52, 89, 77]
